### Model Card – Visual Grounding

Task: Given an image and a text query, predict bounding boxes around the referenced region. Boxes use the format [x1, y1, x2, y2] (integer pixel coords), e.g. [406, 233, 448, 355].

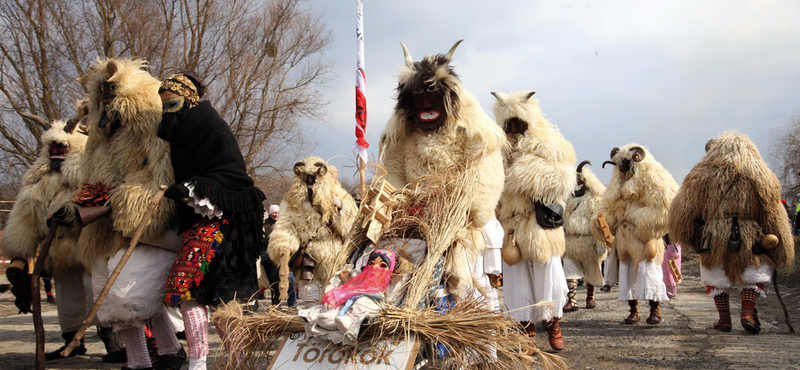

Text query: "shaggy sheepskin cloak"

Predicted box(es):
[668, 132, 794, 284]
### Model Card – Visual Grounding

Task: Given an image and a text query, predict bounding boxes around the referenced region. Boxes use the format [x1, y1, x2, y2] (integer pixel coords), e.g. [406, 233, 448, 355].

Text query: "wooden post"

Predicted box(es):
[358, 156, 367, 201]
[62, 185, 166, 357]
[32, 221, 60, 370]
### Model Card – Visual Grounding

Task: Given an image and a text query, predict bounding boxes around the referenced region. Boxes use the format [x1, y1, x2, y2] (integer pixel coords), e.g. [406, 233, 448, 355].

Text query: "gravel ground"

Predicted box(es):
[0, 253, 798, 369]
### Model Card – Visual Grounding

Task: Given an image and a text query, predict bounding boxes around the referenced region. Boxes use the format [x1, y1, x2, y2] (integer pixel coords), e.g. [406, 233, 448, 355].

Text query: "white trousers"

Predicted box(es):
[503, 255, 568, 322]
[701, 263, 771, 298]
[92, 244, 176, 331]
[617, 259, 668, 302]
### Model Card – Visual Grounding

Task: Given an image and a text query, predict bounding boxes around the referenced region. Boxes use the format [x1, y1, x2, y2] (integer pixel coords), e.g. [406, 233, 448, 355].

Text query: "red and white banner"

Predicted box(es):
[353, 0, 368, 162]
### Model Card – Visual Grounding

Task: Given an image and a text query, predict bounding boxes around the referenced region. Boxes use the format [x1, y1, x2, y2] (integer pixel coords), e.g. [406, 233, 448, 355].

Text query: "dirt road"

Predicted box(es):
[0, 256, 798, 369]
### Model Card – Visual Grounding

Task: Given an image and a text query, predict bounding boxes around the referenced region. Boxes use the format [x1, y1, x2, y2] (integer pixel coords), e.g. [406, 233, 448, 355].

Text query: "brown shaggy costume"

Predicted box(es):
[669, 132, 794, 284]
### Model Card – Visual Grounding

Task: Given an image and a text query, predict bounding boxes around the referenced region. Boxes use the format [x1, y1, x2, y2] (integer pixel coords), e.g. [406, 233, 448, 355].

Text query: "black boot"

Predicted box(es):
[98, 326, 127, 363]
[45, 331, 86, 361]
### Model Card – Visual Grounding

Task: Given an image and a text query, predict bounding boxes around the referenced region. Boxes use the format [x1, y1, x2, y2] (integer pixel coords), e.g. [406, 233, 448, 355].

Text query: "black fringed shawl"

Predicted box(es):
[164, 101, 265, 212]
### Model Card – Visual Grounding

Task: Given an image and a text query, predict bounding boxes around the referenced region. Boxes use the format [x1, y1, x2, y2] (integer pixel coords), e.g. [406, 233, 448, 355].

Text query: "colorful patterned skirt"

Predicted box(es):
[165, 218, 224, 307]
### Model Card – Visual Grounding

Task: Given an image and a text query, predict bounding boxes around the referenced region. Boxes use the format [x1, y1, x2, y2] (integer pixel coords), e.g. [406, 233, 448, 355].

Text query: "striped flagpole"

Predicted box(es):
[354, 0, 368, 197]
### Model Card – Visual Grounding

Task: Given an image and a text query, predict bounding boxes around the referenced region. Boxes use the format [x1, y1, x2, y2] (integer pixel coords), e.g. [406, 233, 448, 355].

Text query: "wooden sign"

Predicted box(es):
[596, 213, 614, 248]
[267, 332, 418, 370]
[359, 179, 397, 243]
[667, 258, 682, 283]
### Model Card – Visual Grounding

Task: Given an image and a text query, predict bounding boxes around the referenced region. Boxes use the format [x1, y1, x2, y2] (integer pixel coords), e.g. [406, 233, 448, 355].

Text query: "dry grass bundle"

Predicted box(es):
[212, 298, 567, 370]
[333, 159, 482, 308]
[211, 303, 306, 369]
[399, 163, 480, 308]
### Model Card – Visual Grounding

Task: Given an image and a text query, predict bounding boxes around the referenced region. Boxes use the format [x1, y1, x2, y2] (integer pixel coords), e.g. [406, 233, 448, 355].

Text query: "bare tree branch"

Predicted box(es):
[0, 0, 330, 187]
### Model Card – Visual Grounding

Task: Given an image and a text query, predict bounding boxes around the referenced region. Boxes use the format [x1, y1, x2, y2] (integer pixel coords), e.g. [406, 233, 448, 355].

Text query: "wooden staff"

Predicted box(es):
[772, 268, 795, 333]
[278, 250, 291, 302]
[32, 221, 60, 370]
[62, 185, 166, 357]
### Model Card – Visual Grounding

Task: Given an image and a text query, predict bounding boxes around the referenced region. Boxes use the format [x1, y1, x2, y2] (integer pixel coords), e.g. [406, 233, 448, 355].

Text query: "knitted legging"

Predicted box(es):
[119, 308, 182, 369]
[119, 326, 151, 369]
[181, 300, 210, 358]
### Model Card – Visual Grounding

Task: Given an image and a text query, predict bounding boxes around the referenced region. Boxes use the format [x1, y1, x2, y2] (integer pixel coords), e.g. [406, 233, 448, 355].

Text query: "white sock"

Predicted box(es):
[188, 355, 207, 370]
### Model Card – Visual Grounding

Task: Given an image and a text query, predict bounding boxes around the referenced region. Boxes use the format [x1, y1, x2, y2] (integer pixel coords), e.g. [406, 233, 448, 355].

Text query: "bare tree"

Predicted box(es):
[771, 116, 800, 198]
[0, 0, 330, 188]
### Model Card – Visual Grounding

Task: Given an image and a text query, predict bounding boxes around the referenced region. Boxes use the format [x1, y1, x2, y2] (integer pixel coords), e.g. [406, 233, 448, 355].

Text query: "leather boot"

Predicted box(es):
[44, 331, 86, 361]
[98, 326, 127, 363]
[646, 300, 662, 324]
[563, 279, 578, 312]
[712, 292, 732, 332]
[544, 318, 564, 351]
[585, 283, 597, 309]
[740, 288, 761, 334]
[624, 300, 639, 324]
[519, 321, 536, 355]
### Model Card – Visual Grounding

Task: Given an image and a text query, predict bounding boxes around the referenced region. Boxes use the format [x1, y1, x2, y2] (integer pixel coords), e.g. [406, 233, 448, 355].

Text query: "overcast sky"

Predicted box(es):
[302, 0, 800, 186]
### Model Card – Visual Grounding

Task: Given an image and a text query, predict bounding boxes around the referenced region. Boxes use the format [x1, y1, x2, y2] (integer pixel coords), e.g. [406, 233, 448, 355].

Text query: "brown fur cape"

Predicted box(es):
[668, 132, 794, 284]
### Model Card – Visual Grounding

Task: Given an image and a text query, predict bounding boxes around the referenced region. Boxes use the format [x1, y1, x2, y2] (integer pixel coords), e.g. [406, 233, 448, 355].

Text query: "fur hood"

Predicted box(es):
[381, 42, 504, 155]
[492, 90, 577, 205]
[76, 58, 174, 267]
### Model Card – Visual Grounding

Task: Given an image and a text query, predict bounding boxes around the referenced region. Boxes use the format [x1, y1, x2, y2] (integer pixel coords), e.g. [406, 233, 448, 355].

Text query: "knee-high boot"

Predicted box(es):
[712, 292, 731, 332]
[624, 300, 639, 324]
[563, 279, 578, 312]
[544, 318, 564, 351]
[740, 288, 761, 333]
[585, 283, 596, 309]
[646, 300, 661, 324]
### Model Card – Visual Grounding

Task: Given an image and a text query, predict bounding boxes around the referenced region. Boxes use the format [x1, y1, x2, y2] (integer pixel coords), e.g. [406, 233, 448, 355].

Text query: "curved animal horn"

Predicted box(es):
[64, 117, 79, 134]
[602, 161, 616, 168]
[705, 139, 713, 153]
[316, 163, 328, 177]
[610, 147, 620, 160]
[577, 160, 592, 173]
[293, 162, 304, 176]
[400, 42, 413, 67]
[444, 39, 464, 66]
[20, 112, 51, 131]
[490, 92, 505, 103]
[523, 91, 536, 102]
[630, 146, 646, 162]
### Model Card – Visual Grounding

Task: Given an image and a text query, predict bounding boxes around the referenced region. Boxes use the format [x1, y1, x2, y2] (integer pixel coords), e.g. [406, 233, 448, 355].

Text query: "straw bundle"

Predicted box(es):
[212, 299, 567, 370]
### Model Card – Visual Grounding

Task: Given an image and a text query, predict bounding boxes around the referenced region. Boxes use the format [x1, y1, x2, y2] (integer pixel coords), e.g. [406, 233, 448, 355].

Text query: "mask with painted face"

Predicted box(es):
[410, 88, 447, 131]
[158, 96, 190, 140]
